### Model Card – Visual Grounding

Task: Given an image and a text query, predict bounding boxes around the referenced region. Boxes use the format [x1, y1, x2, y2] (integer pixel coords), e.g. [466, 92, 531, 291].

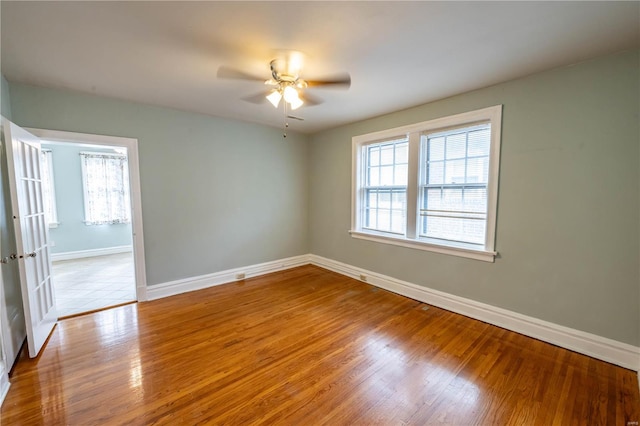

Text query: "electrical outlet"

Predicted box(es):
[50, 241, 56, 247]
[235, 273, 245, 280]
[359, 274, 367, 282]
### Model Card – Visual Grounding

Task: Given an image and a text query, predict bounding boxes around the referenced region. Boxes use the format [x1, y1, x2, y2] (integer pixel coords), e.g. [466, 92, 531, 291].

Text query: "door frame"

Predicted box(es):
[26, 128, 148, 301]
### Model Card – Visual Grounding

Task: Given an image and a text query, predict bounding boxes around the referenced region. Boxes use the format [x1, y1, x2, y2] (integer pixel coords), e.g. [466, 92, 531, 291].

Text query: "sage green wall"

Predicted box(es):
[309, 49, 640, 346]
[1, 74, 11, 120]
[9, 84, 310, 286]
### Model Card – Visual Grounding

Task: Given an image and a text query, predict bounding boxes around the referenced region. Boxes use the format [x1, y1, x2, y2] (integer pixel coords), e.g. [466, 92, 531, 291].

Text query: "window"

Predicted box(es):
[363, 138, 408, 234]
[40, 149, 58, 227]
[420, 124, 491, 245]
[351, 105, 502, 262]
[80, 151, 131, 225]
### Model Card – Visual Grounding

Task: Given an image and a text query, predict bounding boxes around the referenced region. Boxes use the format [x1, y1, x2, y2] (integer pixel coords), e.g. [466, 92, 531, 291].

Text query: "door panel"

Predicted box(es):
[3, 118, 57, 358]
[0, 120, 26, 368]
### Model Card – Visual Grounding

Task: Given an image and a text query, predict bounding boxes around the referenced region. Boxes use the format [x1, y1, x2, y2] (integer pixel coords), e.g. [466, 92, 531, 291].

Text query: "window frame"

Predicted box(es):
[351, 105, 502, 262]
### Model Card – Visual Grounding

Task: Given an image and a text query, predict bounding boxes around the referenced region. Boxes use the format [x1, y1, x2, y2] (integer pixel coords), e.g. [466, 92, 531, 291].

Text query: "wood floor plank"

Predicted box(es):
[2, 265, 638, 425]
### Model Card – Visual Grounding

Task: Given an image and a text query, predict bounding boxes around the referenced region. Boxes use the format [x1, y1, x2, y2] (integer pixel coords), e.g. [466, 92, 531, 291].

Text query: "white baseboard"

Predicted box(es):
[309, 254, 640, 372]
[146, 254, 311, 301]
[51, 245, 133, 262]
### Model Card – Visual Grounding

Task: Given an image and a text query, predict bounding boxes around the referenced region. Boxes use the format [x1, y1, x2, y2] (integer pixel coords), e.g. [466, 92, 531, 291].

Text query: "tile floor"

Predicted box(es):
[52, 252, 136, 318]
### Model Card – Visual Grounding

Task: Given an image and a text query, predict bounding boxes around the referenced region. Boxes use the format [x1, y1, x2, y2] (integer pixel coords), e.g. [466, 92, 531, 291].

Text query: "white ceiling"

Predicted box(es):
[2, 1, 639, 133]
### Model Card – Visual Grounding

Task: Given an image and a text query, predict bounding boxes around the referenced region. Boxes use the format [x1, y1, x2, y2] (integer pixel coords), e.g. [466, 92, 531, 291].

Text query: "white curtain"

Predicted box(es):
[80, 152, 131, 225]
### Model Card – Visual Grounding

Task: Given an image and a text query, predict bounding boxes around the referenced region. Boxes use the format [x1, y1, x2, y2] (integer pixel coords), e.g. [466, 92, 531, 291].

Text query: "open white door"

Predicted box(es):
[3, 118, 57, 358]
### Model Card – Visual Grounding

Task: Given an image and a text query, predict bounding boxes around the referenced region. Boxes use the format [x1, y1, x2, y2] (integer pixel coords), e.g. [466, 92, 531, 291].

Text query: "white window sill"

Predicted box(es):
[349, 230, 497, 262]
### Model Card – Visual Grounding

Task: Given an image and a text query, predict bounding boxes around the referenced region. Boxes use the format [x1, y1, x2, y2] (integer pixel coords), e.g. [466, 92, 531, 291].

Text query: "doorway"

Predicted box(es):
[2, 122, 147, 360]
[28, 128, 148, 314]
[41, 139, 137, 317]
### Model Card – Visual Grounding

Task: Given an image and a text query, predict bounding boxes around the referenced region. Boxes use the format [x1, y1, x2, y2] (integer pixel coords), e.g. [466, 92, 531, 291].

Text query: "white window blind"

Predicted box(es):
[80, 152, 131, 225]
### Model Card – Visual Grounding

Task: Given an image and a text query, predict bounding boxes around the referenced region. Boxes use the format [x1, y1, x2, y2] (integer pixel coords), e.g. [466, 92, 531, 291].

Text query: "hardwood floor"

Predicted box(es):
[2, 265, 638, 425]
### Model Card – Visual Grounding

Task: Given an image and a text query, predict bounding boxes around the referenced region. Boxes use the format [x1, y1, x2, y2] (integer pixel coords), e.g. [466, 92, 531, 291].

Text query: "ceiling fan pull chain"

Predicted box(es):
[283, 101, 289, 138]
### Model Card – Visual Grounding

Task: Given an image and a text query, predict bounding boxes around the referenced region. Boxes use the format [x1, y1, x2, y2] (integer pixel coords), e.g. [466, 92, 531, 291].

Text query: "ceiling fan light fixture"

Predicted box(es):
[283, 85, 300, 104]
[266, 89, 282, 108]
[289, 96, 304, 110]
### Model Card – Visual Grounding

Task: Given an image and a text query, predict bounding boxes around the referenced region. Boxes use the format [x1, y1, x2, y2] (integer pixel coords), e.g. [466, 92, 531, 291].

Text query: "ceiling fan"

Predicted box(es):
[217, 51, 351, 121]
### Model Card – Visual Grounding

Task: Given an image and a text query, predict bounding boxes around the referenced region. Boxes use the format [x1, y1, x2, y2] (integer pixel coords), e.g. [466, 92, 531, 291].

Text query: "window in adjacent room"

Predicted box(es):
[40, 148, 58, 227]
[80, 151, 131, 225]
[351, 105, 502, 262]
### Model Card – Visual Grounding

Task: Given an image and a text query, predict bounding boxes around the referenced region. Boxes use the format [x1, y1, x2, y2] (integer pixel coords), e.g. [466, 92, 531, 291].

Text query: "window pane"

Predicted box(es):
[394, 164, 408, 185]
[392, 190, 406, 210]
[391, 210, 405, 233]
[40, 150, 56, 225]
[427, 161, 444, 185]
[468, 127, 490, 157]
[367, 190, 378, 208]
[463, 187, 487, 214]
[369, 146, 380, 166]
[378, 210, 391, 232]
[368, 167, 379, 186]
[380, 166, 394, 186]
[424, 188, 441, 210]
[446, 133, 466, 160]
[365, 208, 377, 229]
[379, 191, 391, 208]
[424, 187, 487, 217]
[395, 143, 408, 164]
[466, 157, 488, 184]
[436, 188, 462, 211]
[380, 145, 394, 165]
[429, 137, 445, 161]
[423, 216, 485, 245]
[444, 159, 465, 184]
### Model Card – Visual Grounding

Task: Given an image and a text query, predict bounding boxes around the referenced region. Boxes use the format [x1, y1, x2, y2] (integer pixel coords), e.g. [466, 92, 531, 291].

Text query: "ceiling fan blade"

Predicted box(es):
[299, 92, 323, 106]
[242, 91, 270, 104]
[287, 115, 305, 121]
[305, 73, 351, 89]
[217, 66, 266, 82]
